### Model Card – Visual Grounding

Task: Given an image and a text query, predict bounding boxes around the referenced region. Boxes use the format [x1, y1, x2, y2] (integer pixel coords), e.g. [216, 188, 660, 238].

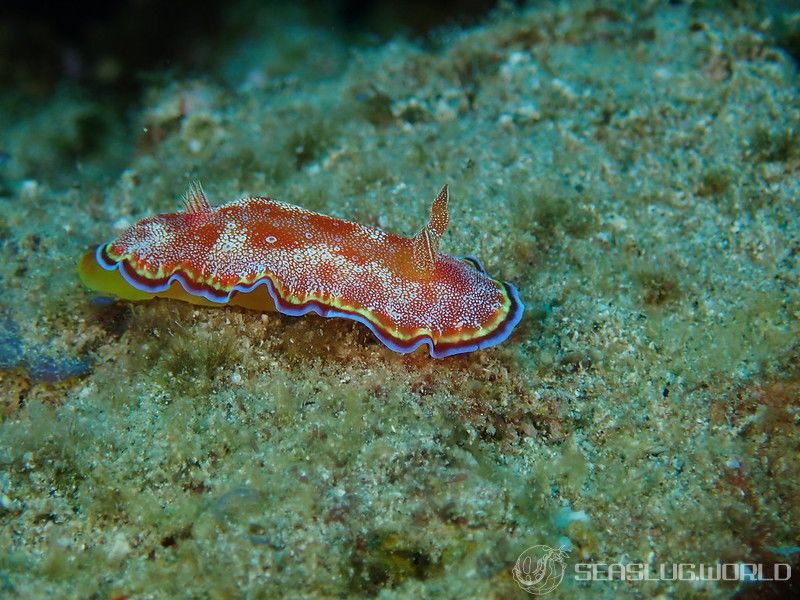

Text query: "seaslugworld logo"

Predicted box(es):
[512, 545, 568, 595]
[512, 545, 792, 595]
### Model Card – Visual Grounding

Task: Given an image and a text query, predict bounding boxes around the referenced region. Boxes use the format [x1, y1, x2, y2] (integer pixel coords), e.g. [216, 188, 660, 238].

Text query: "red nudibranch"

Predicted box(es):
[78, 184, 524, 358]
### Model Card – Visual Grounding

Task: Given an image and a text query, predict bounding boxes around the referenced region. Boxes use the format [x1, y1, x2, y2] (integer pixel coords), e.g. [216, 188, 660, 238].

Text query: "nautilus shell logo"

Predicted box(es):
[512, 545, 569, 595]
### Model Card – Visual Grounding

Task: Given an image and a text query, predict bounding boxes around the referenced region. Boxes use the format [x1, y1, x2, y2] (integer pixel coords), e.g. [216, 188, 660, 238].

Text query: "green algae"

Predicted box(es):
[697, 166, 732, 198]
[350, 530, 445, 593]
[0, 1, 799, 598]
[749, 123, 800, 163]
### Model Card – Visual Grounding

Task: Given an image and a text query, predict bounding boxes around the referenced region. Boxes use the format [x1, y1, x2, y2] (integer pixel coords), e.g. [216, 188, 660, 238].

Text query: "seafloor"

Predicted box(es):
[0, 1, 798, 598]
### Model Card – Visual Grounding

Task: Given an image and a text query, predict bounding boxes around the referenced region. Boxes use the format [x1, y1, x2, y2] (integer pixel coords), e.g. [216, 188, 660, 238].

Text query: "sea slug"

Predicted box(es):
[79, 184, 524, 357]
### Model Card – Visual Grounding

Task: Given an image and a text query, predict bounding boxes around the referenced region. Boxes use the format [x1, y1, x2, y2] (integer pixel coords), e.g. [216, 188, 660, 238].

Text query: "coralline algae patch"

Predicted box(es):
[78, 185, 523, 358]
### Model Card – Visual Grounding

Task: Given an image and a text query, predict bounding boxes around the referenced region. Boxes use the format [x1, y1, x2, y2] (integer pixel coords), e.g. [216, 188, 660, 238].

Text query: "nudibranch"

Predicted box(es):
[78, 184, 524, 358]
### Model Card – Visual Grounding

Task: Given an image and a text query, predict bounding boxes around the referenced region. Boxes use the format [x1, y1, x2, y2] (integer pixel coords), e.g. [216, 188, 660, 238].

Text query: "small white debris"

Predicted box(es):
[508, 51, 529, 65]
[113, 217, 131, 231]
[725, 458, 741, 469]
[107, 532, 131, 561]
[188, 138, 202, 154]
[20, 179, 40, 199]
